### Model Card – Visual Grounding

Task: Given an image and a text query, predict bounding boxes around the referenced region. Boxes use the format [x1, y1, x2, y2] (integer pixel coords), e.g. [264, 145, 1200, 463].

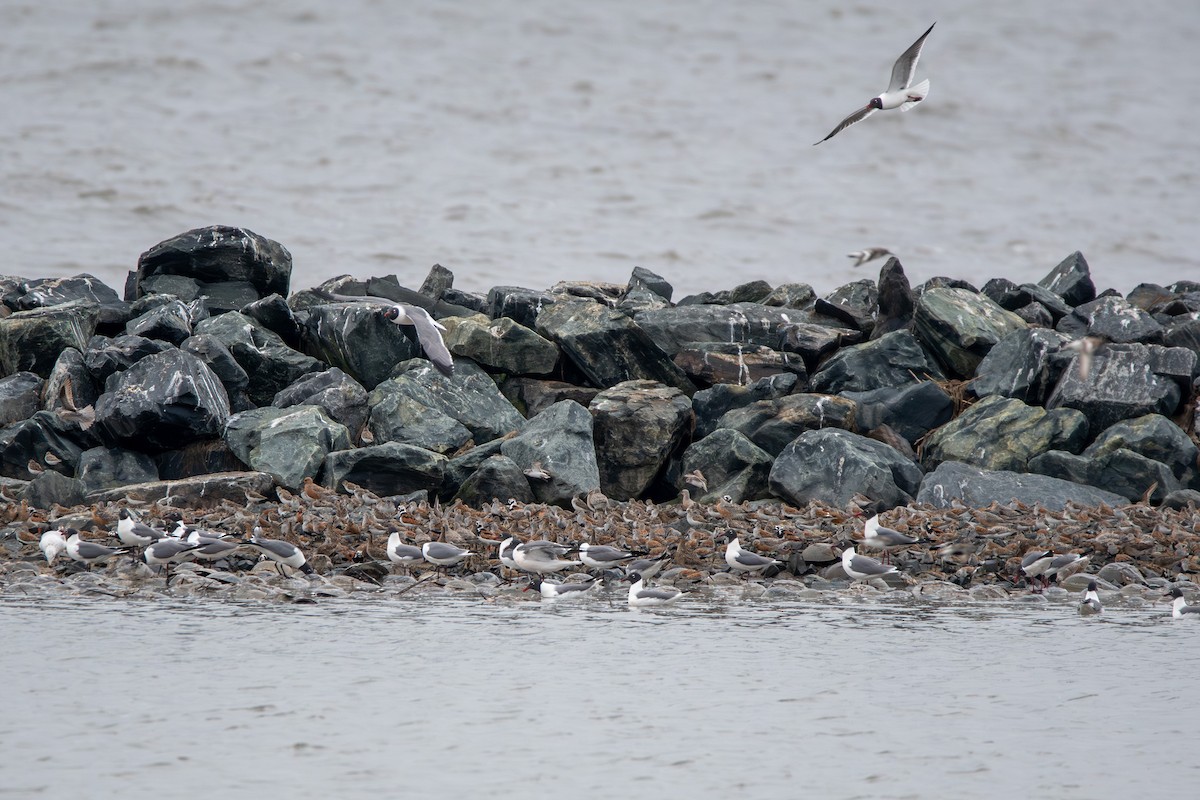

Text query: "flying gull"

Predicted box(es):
[847, 248, 894, 267]
[815, 22, 935, 145]
[311, 288, 454, 376]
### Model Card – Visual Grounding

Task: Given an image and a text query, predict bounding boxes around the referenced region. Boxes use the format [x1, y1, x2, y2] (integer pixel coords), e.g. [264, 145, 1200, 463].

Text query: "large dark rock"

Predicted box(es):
[94, 348, 231, 452]
[692, 373, 798, 439]
[88, 471, 276, 507]
[1038, 251, 1096, 307]
[774, 321, 848, 372]
[762, 283, 817, 309]
[370, 359, 523, 452]
[1046, 343, 1196, 432]
[0, 410, 98, 479]
[156, 439, 247, 479]
[500, 377, 600, 419]
[124, 299, 193, 345]
[1029, 448, 1178, 504]
[628, 266, 673, 302]
[768, 428, 923, 513]
[1055, 295, 1164, 344]
[0, 372, 43, 425]
[589, 380, 693, 500]
[4, 274, 128, 326]
[441, 315, 559, 375]
[673, 342, 807, 387]
[241, 294, 302, 349]
[678, 428, 773, 503]
[913, 288, 1027, 378]
[487, 286, 556, 328]
[871, 258, 915, 339]
[83, 334, 174, 385]
[921, 395, 1088, 472]
[983, 279, 1072, 322]
[131, 226, 292, 305]
[809, 330, 944, 393]
[536, 301, 694, 393]
[442, 287, 488, 315]
[500, 400, 601, 506]
[42, 348, 99, 414]
[442, 439, 506, 496]
[969, 328, 1071, 405]
[419, 264, 455, 300]
[23, 469, 87, 509]
[916, 461, 1126, 510]
[194, 312, 324, 406]
[1163, 317, 1200, 352]
[75, 446, 159, 494]
[223, 405, 351, 489]
[715, 393, 857, 457]
[636, 302, 841, 358]
[320, 441, 446, 496]
[840, 381, 954, 446]
[1084, 413, 1198, 480]
[273, 368, 369, 440]
[452, 455, 535, 506]
[180, 334, 253, 412]
[299, 302, 420, 390]
[0, 302, 100, 378]
[816, 279, 877, 333]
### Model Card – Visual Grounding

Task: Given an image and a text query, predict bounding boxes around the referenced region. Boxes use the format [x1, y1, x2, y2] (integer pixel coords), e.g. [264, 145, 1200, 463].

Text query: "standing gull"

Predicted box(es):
[65, 529, 130, 567]
[244, 529, 315, 576]
[421, 541, 471, 573]
[840, 547, 897, 582]
[718, 531, 783, 576]
[386, 531, 425, 571]
[860, 514, 920, 564]
[115, 508, 170, 549]
[578, 542, 639, 571]
[40, 528, 67, 565]
[512, 540, 581, 575]
[625, 547, 675, 581]
[814, 22, 936, 145]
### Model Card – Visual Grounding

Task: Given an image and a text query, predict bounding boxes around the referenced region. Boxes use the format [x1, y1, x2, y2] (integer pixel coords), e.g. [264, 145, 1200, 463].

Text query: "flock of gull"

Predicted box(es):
[11, 478, 1200, 617]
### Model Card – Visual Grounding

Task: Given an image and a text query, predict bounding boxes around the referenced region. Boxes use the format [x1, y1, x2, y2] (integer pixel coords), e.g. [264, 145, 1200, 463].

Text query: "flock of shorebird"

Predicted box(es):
[26, 501, 1200, 617]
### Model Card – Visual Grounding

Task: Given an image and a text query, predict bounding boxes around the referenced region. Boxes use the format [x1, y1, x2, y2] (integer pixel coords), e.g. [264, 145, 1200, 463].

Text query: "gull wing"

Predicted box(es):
[814, 105, 877, 145]
[402, 304, 455, 377]
[887, 22, 935, 93]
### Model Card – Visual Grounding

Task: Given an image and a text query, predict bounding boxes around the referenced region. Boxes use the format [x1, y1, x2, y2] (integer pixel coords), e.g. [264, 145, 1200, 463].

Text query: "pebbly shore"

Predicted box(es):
[2, 225, 1199, 599]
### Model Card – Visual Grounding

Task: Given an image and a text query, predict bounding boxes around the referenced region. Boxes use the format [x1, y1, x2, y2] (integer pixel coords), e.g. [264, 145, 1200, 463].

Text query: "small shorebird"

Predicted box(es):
[626, 572, 683, 607]
[1078, 580, 1103, 616]
[847, 248, 894, 267]
[815, 22, 936, 145]
[718, 531, 783, 576]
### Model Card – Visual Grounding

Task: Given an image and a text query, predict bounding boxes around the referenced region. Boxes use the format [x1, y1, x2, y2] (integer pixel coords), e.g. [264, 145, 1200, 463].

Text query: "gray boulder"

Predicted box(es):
[487, 286, 556, 328]
[815, 279, 877, 333]
[917, 460, 1125, 510]
[453, 455, 535, 506]
[88, 470, 276, 508]
[1029, 448, 1178, 504]
[761, 283, 817, 309]
[590, 380, 693, 500]
[131, 225, 292, 304]
[273, 368, 369, 440]
[500, 377, 600, 419]
[768, 428, 923, 513]
[715, 393, 857, 457]
[921, 395, 1088, 472]
[75, 446, 159, 494]
[1085, 413, 1198, 480]
[679, 428, 773, 503]
[320, 441, 446, 496]
[223, 405, 351, 490]
[0, 301, 100, 378]
[840, 381, 954, 446]
[871, 258, 915, 339]
[635, 302, 838, 357]
[0, 410, 98, 480]
[156, 439, 247, 479]
[1038, 251, 1096, 307]
[500, 400, 601, 506]
[913, 287, 1027, 378]
[194, 312, 324, 406]
[673, 342, 807, 387]
[241, 294, 302, 348]
[0, 372, 44, 425]
[299, 302, 420, 389]
[442, 439, 506, 496]
[1056, 295, 1164, 344]
[441, 315, 559, 375]
[83, 334, 174, 385]
[124, 299, 193, 345]
[5, 274, 128, 325]
[809, 330, 944, 393]
[94, 348, 231, 452]
[419, 263, 455, 300]
[23, 470, 87, 509]
[692, 373, 799, 439]
[536, 301, 694, 393]
[970, 328, 1071, 405]
[628, 266, 673, 302]
[1046, 343, 1196, 432]
[41, 348, 98, 414]
[180, 334, 253, 412]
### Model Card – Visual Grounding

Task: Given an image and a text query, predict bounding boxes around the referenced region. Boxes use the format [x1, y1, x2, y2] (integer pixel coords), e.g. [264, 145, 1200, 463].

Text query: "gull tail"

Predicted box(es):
[899, 79, 929, 112]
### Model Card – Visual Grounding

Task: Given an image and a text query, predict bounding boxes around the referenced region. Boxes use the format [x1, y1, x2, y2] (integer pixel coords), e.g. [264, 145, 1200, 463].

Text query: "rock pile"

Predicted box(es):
[1, 226, 1198, 514]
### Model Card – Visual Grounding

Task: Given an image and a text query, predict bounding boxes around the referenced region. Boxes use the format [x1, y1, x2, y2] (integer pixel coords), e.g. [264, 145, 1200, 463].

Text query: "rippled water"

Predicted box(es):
[2, 1, 1197, 300]
[2, 590, 1197, 798]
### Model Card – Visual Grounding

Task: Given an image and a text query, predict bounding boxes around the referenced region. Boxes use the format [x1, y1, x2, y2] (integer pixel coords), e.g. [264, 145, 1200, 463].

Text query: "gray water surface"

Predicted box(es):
[2, 0, 1197, 299]
[3, 592, 1196, 798]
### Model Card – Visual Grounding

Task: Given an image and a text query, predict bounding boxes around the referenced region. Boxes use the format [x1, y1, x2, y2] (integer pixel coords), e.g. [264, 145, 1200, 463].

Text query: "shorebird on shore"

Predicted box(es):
[626, 572, 683, 608]
[814, 22, 936, 145]
[40, 528, 67, 565]
[386, 531, 424, 572]
[1078, 580, 1103, 616]
[512, 540, 581, 575]
[1170, 588, 1200, 619]
[244, 529, 315, 576]
[578, 542, 640, 571]
[860, 514, 920, 564]
[718, 531, 784, 576]
[65, 529, 130, 568]
[847, 248, 894, 267]
[840, 547, 897, 582]
[527, 576, 600, 599]
[115, 509, 169, 549]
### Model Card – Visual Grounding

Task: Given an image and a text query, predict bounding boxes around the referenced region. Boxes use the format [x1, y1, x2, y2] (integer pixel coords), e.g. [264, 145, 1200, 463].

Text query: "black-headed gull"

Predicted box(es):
[847, 248, 894, 267]
[1170, 587, 1200, 619]
[578, 542, 639, 571]
[115, 508, 170, 548]
[718, 531, 783, 576]
[1078, 580, 1102, 616]
[814, 22, 935, 145]
[860, 514, 920, 564]
[527, 576, 600, 599]
[144, 538, 203, 573]
[626, 572, 683, 607]
[244, 529, 316, 576]
[65, 529, 130, 567]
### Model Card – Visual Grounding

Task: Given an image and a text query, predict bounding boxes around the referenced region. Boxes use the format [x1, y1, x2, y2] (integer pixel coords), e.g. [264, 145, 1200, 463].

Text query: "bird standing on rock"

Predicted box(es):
[421, 541, 471, 573]
[244, 529, 315, 576]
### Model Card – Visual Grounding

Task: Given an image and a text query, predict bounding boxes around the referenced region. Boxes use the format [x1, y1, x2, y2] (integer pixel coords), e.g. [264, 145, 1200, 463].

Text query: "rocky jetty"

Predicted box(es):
[3, 229, 1200, 598]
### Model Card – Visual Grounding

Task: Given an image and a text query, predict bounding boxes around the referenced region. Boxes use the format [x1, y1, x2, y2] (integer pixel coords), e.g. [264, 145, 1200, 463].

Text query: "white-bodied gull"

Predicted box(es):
[718, 531, 783, 576]
[65, 529, 130, 567]
[578, 542, 639, 571]
[627, 572, 683, 607]
[184, 530, 240, 562]
[1170, 588, 1200, 619]
[144, 538, 203, 573]
[840, 547, 898, 581]
[527, 576, 600, 599]
[245, 529, 316, 576]
[386, 531, 425, 570]
[512, 540, 581, 575]
[848, 248, 894, 267]
[40, 527, 67, 565]
[421, 541, 471, 572]
[310, 288, 454, 376]
[1020, 549, 1055, 590]
[860, 514, 920, 564]
[115, 508, 170, 548]
[625, 548, 675, 581]
[1079, 580, 1103, 616]
[814, 22, 935, 145]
